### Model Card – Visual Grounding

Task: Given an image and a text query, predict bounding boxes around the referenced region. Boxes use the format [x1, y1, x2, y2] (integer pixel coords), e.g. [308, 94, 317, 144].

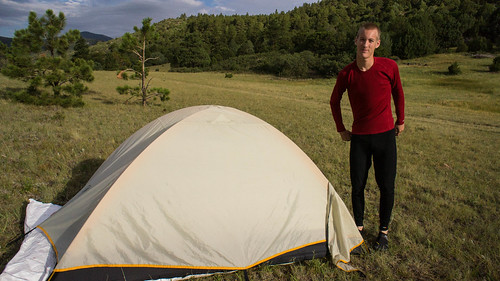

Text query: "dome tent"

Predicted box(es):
[38, 105, 363, 281]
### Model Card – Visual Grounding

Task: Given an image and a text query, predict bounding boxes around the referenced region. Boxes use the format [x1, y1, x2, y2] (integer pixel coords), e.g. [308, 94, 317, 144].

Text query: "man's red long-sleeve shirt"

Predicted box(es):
[330, 57, 405, 135]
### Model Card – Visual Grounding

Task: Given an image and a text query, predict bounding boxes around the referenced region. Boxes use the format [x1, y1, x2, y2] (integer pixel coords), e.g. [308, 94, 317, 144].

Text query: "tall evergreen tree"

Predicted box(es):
[2, 10, 93, 106]
[177, 32, 211, 67]
[73, 35, 90, 61]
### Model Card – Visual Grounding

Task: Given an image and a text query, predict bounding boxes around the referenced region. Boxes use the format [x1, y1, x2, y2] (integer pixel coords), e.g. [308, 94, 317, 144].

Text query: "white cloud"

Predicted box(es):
[206, 0, 311, 15]
[176, 0, 203, 7]
[214, 6, 236, 13]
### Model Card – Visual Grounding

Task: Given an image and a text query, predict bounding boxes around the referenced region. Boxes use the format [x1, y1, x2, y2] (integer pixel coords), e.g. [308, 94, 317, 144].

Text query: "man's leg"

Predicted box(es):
[372, 129, 397, 232]
[350, 135, 372, 229]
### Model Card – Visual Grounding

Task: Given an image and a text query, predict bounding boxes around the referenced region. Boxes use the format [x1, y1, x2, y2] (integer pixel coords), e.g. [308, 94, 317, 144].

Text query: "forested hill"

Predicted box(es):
[0, 36, 13, 46]
[80, 31, 112, 45]
[89, 0, 499, 78]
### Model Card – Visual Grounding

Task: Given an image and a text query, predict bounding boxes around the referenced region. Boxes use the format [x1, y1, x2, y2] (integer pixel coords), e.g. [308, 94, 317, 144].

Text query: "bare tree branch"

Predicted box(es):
[144, 57, 159, 63]
[145, 77, 154, 91]
[123, 95, 136, 104]
[132, 49, 142, 58]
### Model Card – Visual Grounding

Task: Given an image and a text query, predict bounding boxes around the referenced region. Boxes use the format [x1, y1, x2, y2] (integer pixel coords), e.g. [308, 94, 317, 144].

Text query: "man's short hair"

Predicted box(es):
[357, 23, 381, 40]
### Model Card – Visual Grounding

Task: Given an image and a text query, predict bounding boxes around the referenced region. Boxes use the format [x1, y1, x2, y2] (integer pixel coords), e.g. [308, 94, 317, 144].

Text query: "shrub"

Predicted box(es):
[467, 36, 491, 53]
[7, 89, 84, 107]
[448, 62, 461, 75]
[456, 39, 468, 53]
[116, 85, 170, 104]
[314, 53, 353, 78]
[208, 51, 353, 78]
[169, 67, 204, 73]
[489, 56, 500, 72]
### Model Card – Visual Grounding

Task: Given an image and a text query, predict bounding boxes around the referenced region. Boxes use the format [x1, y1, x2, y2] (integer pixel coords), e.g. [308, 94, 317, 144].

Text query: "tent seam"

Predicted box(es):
[36, 226, 58, 261]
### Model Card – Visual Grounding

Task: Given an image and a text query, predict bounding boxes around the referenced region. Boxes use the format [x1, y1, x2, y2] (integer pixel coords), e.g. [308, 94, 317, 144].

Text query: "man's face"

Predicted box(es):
[355, 28, 381, 60]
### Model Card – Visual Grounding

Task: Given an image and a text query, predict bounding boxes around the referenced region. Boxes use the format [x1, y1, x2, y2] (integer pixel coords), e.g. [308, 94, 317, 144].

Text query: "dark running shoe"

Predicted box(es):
[374, 232, 389, 250]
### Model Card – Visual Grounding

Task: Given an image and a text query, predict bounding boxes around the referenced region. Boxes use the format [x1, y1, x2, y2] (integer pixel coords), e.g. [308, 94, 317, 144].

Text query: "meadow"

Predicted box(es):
[0, 53, 499, 280]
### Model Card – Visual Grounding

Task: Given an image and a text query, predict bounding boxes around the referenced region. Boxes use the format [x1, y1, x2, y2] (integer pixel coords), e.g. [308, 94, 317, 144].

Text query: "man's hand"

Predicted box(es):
[395, 124, 405, 136]
[339, 130, 352, 141]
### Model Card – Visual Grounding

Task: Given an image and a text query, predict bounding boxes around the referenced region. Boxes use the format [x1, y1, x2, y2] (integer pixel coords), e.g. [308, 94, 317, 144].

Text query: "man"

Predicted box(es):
[330, 23, 405, 250]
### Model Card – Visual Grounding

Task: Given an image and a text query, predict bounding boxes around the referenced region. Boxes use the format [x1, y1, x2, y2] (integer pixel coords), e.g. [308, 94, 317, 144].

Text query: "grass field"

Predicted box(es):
[0, 53, 499, 280]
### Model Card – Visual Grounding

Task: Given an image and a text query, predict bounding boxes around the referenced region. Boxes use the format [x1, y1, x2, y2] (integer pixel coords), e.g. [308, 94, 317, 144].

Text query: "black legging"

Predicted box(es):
[350, 129, 397, 231]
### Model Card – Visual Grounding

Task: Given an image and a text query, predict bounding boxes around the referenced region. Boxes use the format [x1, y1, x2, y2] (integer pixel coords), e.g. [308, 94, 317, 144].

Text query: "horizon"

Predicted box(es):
[0, 31, 112, 40]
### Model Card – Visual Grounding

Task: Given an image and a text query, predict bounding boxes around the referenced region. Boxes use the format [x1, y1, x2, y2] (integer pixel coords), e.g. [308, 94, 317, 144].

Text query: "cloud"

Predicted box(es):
[66, 0, 204, 36]
[0, 0, 88, 36]
[206, 0, 309, 15]
[177, 0, 203, 7]
[0, 0, 316, 38]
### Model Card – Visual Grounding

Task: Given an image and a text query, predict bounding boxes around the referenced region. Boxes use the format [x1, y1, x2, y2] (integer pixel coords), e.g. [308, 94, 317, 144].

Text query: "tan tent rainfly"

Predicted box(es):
[38, 105, 363, 281]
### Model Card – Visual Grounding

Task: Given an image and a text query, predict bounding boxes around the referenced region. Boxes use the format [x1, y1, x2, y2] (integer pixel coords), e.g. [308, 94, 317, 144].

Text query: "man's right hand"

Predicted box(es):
[339, 130, 352, 141]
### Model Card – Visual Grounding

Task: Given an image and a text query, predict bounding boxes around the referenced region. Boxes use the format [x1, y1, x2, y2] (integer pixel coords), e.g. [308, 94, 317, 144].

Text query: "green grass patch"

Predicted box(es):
[0, 52, 499, 280]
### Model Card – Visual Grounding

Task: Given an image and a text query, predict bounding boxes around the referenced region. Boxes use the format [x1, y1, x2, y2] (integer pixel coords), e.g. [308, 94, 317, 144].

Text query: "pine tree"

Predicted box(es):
[1, 10, 94, 106]
[73, 35, 90, 61]
[118, 18, 170, 106]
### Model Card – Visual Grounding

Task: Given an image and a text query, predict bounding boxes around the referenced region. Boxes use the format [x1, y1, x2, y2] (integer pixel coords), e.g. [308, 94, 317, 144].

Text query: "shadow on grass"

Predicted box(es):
[0, 159, 104, 272]
[91, 96, 116, 105]
[53, 158, 104, 206]
[87, 90, 117, 105]
[0, 201, 30, 272]
[432, 67, 495, 74]
[473, 67, 495, 73]
[431, 70, 456, 76]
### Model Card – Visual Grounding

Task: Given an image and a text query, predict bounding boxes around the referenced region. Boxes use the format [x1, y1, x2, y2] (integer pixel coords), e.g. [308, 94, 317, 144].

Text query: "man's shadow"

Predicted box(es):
[2, 158, 104, 272]
[53, 158, 105, 205]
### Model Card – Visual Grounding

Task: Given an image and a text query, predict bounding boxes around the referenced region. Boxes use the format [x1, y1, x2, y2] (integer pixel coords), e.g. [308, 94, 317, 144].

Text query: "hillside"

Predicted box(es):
[0, 36, 12, 46]
[0, 31, 110, 47]
[87, 0, 499, 77]
[80, 31, 112, 45]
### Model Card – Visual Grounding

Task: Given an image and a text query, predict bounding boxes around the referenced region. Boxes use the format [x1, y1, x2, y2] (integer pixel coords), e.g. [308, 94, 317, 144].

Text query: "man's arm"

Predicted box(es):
[330, 70, 349, 139]
[391, 61, 405, 135]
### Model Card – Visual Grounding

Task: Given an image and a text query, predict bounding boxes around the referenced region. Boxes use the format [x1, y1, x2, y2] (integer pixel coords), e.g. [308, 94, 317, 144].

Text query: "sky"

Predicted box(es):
[0, 0, 317, 38]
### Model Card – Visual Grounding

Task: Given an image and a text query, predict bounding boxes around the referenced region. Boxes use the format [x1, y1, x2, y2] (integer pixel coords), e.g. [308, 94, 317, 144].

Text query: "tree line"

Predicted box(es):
[84, 0, 499, 78]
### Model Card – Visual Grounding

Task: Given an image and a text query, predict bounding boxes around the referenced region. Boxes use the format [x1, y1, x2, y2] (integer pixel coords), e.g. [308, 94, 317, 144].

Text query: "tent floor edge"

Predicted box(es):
[49, 242, 329, 281]
[265, 241, 328, 266]
[49, 266, 234, 281]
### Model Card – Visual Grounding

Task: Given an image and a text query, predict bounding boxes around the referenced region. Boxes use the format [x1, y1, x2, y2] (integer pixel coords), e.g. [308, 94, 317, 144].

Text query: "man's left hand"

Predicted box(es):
[395, 124, 405, 136]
